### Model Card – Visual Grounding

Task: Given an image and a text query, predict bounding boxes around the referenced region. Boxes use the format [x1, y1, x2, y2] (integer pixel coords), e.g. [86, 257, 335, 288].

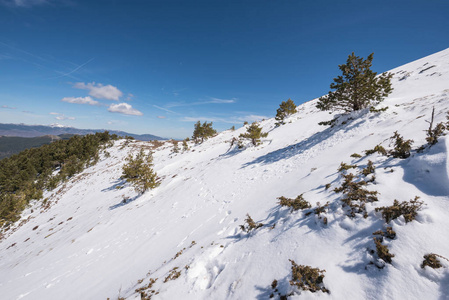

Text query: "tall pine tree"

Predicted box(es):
[316, 53, 392, 112]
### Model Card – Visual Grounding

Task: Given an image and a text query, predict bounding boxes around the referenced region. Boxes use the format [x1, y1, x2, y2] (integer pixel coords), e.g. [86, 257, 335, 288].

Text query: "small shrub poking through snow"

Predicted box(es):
[350, 153, 362, 158]
[240, 214, 264, 233]
[334, 173, 378, 218]
[421, 254, 442, 269]
[369, 106, 389, 113]
[373, 227, 396, 240]
[390, 131, 413, 159]
[171, 140, 180, 154]
[426, 123, 446, 146]
[374, 237, 395, 264]
[338, 162, 358, 172]
[288, 259, 329, 293]
[318, 118, 337, 127]
[424, 107, 446, 146]
[182, 139, 189, 152]
[135, 277, 158, 300]
[314, 202, 329, 217]
[163, 267, 181, 283]
[361, 160, 375, 176]
[365, 144, 387, 156]
[277, 194, 311, 211]
[375, 196, 424, 223]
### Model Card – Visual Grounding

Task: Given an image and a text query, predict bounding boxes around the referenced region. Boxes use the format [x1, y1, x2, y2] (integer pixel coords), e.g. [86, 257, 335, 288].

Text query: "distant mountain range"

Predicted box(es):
[0, 123, 165, 141]
[0, 123, 166, 159]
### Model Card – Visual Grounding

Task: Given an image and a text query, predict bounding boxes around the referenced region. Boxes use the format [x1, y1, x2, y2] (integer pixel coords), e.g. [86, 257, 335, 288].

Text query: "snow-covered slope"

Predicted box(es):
[1, 48, 449, 300]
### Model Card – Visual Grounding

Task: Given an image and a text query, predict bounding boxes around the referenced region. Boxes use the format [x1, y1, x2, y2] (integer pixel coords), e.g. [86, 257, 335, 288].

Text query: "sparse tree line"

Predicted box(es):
[183, 52, 395, 150]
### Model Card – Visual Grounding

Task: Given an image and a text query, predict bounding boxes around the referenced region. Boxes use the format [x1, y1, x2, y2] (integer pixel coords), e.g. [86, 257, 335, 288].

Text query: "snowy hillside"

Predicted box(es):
[1, 48, 449, 300]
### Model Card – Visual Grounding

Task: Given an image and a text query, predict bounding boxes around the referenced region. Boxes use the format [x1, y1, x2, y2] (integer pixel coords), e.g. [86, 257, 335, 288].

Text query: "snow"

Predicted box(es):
[1, 48, 449, 300]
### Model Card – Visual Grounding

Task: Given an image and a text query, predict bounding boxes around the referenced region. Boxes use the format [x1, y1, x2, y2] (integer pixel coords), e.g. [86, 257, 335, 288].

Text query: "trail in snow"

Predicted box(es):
[1, 48, 449, 300]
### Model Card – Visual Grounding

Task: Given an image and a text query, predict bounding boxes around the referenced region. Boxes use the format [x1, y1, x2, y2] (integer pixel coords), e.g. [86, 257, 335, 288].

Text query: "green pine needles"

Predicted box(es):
[239, 122, 268, 146]
[122, 149, 160, 194]
[0, 132, 118, 228]
[275, 98, 297, 126]
[317, 52, 393, 112]
[192, 121, 217, 144]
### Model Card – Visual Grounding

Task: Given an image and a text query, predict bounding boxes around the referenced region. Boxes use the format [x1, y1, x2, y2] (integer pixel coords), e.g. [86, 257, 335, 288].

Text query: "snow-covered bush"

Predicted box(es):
[182, 139, 189, 152]
[277, 194, 311, 211]
[288, 259, 329, 293]
[390, 131, 413, 158]
[373, 227, 396, 240]
[239, 214, 263, 233]
[338, 162, 358, 172]
[171, 140, 180, 153]
[375, 196, 424, 223]
[164, 267, 181, 282]
[334, 173, 378, 218]
[365, 144, 387, 156]
[373, 237, 394, 264]
[361, 160, 375, 176]
[421, 254, 442, 269]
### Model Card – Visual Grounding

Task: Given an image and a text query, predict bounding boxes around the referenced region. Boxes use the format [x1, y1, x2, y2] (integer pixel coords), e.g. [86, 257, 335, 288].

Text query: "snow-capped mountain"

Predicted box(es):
[1, 48, 449, 300]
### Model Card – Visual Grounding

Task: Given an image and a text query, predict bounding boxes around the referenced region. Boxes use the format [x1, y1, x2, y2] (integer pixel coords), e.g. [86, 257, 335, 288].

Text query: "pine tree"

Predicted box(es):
[275, 98, 297, 126]
[182, 139, 189, 152]
[172, 140, 179, 153]
[122, 149, 160, 193]
[239, 122, 268, 146]
[317, 53, 393, 112]
[192, 121, 217, 143]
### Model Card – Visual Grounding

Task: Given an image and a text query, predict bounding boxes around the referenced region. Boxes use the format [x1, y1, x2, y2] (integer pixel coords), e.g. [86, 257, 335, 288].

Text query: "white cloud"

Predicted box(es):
[237, 114, 268, 123]
[108, 103, 143, 116]
[2, 0, 48, 7]
[157, 116, 166, 119]
[181, 114, 268, 124]
[209, 97, 237, 104]
[166, 97, 237, 108]
[74, 82, 123, 101]
[153, 105, 178, 114]
[50, 112, 75, 120]
[56, 115, 75, 120]
[1, 105, 16, 109]
[61, 96, 99, 106]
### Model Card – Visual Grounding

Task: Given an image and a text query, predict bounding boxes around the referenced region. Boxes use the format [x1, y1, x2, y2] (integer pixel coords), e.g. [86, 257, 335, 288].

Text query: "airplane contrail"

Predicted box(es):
[50, 57, 95, 79]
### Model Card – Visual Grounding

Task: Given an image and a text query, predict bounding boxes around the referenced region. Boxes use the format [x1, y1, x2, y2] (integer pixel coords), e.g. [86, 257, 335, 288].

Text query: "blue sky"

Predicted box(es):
[0, 0, 448, 139]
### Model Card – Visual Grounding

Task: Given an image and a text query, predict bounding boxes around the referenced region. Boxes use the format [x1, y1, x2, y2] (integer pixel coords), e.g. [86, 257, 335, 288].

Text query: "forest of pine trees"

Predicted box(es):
[0, 132, 118, 228]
